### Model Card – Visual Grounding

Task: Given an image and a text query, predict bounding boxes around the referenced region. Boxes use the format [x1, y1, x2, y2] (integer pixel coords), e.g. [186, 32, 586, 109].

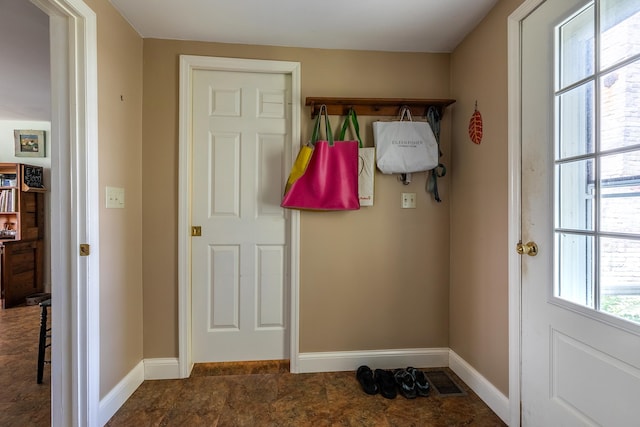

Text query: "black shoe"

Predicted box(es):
[356, 365, 378, 395]
[406, 367, 430, 397]
[374, 369, 397, 399]
[393, 368, 417, 399]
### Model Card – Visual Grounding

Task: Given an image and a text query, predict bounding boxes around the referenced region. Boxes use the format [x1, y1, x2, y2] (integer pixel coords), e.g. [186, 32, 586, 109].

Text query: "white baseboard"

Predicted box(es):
[144, 357, 181, 380]
[448, 350, 510, 425]
[297, 348, 450, 373]
[99, 360, 144, 427]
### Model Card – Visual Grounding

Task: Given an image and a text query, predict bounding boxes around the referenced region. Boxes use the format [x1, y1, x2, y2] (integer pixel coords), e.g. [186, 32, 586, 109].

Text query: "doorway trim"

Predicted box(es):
[30, 0, 100, 425]
[508, 0, 546, 426]
[177, 55, 301, 377]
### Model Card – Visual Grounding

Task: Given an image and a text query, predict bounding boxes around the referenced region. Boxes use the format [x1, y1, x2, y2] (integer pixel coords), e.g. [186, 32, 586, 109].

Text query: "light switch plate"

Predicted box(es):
[106, 186, 125, 209]
[402, 192, 416, 209]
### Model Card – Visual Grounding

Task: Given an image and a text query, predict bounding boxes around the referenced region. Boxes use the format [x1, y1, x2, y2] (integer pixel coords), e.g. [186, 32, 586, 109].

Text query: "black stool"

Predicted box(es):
[37, 299, 51, 384]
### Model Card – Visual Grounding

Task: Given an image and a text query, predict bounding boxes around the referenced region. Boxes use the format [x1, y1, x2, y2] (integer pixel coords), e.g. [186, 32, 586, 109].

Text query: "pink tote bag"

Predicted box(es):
[281, 105, 360, 211]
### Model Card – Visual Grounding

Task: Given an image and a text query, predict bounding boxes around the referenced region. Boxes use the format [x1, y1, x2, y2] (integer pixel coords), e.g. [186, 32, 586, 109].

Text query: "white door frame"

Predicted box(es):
[178, 55, 301, 377]
[507, 0, 546, 426]
[30, 0, 100, 425]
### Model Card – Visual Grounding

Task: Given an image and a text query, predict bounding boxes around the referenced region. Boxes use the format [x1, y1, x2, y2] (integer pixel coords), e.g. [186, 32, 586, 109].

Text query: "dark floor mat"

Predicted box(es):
[425, 370, 467, 396]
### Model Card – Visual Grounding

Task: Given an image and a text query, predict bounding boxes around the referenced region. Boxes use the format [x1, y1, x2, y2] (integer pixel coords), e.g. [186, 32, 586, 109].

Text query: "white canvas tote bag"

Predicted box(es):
[372, 107, 439, 174]
[340, 109, 375, 206]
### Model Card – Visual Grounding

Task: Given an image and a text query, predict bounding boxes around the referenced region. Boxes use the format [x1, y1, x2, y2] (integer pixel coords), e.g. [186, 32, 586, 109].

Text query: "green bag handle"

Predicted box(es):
[310, 104, 334, 146]
[338, 108, 363, 148]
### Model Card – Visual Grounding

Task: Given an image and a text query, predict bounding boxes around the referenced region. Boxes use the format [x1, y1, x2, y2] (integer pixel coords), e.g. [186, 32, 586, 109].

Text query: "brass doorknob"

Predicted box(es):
[516, 241, 538, 256]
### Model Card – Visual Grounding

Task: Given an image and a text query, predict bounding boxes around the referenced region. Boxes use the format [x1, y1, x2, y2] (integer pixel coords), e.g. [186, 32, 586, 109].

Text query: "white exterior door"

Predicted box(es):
[191, 69, 291, 362]
[520, 0, 640, 425]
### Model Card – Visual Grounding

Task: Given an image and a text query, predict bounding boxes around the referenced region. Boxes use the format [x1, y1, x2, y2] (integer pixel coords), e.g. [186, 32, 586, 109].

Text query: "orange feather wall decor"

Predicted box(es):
[468, 101, 483, 145]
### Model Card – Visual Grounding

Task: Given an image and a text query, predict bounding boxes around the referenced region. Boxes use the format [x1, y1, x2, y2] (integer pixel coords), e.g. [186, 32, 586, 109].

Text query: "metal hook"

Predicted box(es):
[399, 173, 412, 185]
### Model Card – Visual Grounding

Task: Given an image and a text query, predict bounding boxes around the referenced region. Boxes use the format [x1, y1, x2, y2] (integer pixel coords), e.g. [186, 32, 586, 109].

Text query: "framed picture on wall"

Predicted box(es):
[14, 130, 46, 157]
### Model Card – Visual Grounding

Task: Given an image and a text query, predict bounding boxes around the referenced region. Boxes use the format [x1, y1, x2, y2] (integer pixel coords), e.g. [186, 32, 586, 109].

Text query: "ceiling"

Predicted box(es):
[0, 0, 50, 121]
[109, 0, 498, 53]
[0, 0, 498, 121]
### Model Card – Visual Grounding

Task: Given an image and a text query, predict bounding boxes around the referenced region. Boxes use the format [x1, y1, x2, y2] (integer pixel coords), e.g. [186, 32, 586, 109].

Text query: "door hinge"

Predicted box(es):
[191, 226, 202, 237]
[79, 243, 90, 256]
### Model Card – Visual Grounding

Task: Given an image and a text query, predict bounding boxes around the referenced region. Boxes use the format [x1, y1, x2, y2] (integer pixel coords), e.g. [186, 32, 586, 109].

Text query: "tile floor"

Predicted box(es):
[0, 303, 51, 426]
[107, 361, 506, 426]
[0, 304, 506, 426]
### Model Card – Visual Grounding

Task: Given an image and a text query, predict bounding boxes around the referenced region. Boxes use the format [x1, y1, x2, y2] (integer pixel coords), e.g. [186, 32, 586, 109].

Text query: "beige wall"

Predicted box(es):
[142, 40, 453, 357]
[6, 0, 529, 406]
[84, 0, 144, 397]
[75, 0, 525, 401]
[449, 0, 526, 395]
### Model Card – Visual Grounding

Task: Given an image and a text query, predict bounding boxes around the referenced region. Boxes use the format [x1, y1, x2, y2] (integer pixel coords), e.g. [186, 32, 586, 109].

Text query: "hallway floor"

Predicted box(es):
[107, 361, 506, 426]
[0, 303, 51, 426]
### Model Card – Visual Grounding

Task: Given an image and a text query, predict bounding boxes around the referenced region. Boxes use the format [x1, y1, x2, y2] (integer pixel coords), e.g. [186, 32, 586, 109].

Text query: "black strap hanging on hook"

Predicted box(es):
[426, 106, 445, 202]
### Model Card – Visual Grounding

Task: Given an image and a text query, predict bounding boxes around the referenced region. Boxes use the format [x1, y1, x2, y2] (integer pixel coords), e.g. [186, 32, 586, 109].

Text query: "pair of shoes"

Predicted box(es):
[393, 369, 417, 399]
[406, 367, 430, 397]
[357, 366, 429, 399]
[374, 369, 397, 399]
[356, 365, 378, 395]
[356, 366, 397, 399]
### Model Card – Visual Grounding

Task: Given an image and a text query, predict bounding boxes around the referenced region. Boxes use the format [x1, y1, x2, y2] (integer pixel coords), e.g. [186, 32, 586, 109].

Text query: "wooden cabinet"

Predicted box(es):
[0, 163, 46, 308]
[2, 240, 44, 309]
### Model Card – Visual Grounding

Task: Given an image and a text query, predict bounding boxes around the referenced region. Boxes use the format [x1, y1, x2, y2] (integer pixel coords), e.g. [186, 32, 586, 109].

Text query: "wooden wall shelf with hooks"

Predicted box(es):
[305, 97, 456, 118]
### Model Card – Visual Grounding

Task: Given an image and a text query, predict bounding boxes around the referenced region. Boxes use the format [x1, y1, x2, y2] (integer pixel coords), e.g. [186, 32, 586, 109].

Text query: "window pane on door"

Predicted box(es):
[554, 0, 640, 326]
[559, 4, 594, 89]
[558, 82, 595, 158]
[600, 150, 640, 234]
[600, 237, 640, 323]
[601, 0, 640, 70]
[556, 159, 595, 231]
[556, 233, 594, 306]
[600, 60, 640, 152]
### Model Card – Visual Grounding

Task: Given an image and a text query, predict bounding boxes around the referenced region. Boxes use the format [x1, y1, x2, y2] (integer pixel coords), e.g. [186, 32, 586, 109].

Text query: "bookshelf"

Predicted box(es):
[0, 163, 45, 241]
[0, 163, 46, 308]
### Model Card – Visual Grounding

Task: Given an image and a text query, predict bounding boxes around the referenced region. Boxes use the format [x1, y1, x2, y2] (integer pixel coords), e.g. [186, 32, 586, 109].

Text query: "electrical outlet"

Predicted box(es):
[401, 192, 416, 209]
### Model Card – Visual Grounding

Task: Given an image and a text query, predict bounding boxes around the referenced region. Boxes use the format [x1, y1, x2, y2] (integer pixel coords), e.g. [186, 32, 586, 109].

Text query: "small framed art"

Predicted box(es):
[14, 130, 46, 157]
